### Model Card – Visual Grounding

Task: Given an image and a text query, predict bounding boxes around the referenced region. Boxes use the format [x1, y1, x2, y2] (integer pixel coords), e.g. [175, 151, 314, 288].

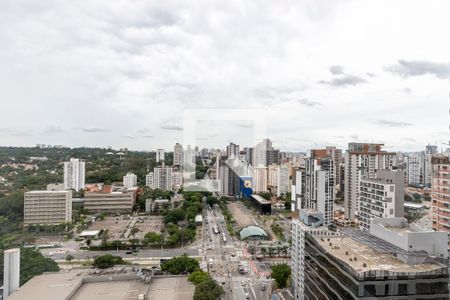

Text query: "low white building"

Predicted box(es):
[123, 172, 137, 188]
[370, 217, 448, 260]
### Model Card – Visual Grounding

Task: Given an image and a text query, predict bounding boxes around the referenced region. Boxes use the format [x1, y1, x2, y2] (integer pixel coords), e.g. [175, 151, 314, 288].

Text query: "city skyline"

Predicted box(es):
[0, 1, 449, 151]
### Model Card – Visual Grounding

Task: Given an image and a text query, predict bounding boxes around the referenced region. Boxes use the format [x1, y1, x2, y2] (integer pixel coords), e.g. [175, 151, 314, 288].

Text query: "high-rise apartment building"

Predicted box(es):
[276, 164, 290, 197]
[173, 143, 184, 166]
[218, 165, 230, 196]
[226, 142, 240, 157]
[253, 138, 272, 167]
[303, 151, 335, 225]
[291, 212, 449, 300]
[359, 170, 404, 230]
[426, 144, 438, 155]
[184, 145, 195, 167]
[123, 172, 137, 188]
[244, 147, 254, 166]
[266, 149, 280, 166]
[171, 171, 183, 190]
[252, 166, 268, 193]
[267, 164, 278, 189]
[218, 163, 241, 197]
[344, 143, 396, 221]
[325, 146, 343, 191]
[156, 148, 165, 162]
[291, 169, 305, 212]
[145, 172, 154, 188]
[152, 166, 173, 191]
[406, 152, 423, 187]
[423, 153, 433, 188]
[24, 191, 72, 225]
[63, 158, 85, 191]
[431, 156, 450, 243]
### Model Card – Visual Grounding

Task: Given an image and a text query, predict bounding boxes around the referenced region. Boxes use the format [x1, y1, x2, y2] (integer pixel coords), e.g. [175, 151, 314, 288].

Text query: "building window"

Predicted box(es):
[398, 284, 408, 296]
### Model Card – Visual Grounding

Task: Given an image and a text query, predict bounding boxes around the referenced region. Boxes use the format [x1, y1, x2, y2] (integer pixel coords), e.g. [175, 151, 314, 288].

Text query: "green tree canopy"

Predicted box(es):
[144, 231, 162, 244]
[271, 263, 291, 288]
[93, 254, 125, 269]
[163, 208, 186, 224]
[188, 270, 211, 285]
[193, 278, 224, 300]
[160, 255, 199, 274]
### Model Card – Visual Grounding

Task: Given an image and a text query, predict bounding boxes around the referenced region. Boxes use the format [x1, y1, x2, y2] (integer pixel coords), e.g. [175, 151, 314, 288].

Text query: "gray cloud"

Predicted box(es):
[0, 1, 447, 151]
[384, 59, 450, 79]
[237, 123, 253, 128]
[297, 98, 322, 107]
[80, 126, 109, 133]
[137, 128, 151, 134]
[161, 125, 183, 131]
[372, 119, 412, 128]
[44, 125, 64, 134]
[0, 128, 29, 136]
[403, 138, 416, 142]
[329, 65, 344, 75]
[321, 65, 368, 87]
[319, 74, 367, 87]
[402, 88, 412, 94]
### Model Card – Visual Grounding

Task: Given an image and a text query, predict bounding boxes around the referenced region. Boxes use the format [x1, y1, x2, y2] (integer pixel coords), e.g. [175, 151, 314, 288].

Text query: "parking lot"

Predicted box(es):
[88, 216, 132, 240]
[133, 216, 164, 239]
[87, 215, 165, 241]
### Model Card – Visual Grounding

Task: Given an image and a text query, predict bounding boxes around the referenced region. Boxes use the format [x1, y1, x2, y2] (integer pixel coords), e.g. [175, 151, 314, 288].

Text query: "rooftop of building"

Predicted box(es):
[84, 184, 136, 195]
[7, 271, 84, 300]
[25, 190, 71, 194]
[317, 234, 444, 274]
[372, 217, 427, 234]
[6, 268, 170, 300]
[239, 225, 269, 240]
[250, 194, 271, 204]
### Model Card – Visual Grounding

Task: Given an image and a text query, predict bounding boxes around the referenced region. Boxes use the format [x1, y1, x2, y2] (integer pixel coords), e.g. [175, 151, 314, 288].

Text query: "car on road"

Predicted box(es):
[261, 285, 266, 291]
[125, 250, 133, 254]
[244, 292, 250, 299]
[241, 281, 246, 286]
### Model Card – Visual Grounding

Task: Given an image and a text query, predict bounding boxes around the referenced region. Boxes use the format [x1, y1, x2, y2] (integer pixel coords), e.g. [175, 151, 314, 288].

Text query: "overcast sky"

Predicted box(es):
[0, 0, 449, 152]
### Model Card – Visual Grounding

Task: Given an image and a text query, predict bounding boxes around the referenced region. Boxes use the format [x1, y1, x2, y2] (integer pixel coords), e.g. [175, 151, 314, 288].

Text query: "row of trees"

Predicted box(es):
[161, 256, 223, 300]
[404, 192, 423, 203]
[219, 198, 236, 236]
[247, 243, 290, 258]
[189, 270, 224, 300]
